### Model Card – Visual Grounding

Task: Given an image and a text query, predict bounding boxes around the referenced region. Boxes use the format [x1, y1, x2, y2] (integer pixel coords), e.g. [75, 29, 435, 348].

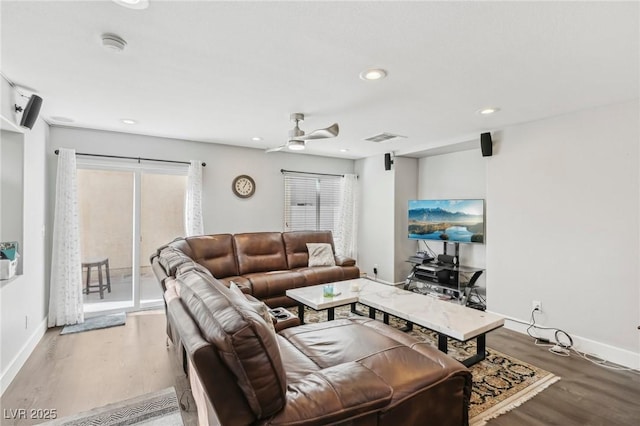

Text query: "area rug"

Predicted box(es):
[41, 387, 182, 426]
[290, 304, 560, 426]
[60, 312, 126, 335]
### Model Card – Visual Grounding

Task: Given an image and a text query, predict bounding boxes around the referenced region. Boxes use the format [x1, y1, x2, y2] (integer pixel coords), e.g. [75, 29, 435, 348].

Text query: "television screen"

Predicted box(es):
[408, 199, 485, 243]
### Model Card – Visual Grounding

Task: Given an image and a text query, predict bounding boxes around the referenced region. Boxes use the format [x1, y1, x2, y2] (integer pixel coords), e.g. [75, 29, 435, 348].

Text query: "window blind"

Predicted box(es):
[284, 174, 341, 233]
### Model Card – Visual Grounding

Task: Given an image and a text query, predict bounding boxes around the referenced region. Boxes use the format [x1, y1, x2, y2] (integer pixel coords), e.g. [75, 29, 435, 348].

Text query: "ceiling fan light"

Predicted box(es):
[288, 140, 305, 151]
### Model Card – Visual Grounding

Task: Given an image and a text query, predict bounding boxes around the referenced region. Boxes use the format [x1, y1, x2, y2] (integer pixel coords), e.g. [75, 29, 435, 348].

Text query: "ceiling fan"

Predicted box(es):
[266, 113, 339, 153]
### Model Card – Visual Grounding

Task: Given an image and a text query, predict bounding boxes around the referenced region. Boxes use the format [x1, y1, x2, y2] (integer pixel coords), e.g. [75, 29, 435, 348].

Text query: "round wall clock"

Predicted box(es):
[232, 175, 256, 198]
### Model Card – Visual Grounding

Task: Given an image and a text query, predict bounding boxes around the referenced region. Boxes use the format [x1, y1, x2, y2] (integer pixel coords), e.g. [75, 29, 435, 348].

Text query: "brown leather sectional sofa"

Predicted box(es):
[151, 231, 472, 425]
[165, 270, 472, 425]
[151, 231, 360, 307]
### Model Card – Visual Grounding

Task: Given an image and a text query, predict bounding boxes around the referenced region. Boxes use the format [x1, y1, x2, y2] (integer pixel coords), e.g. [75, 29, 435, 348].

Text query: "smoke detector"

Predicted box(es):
[101, 33, 127, 52]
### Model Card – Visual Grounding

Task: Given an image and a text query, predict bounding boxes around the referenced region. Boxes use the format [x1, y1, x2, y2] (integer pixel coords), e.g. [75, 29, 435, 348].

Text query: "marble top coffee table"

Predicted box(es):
[285, 279, 363, 322]
[286, 278, 504, 366]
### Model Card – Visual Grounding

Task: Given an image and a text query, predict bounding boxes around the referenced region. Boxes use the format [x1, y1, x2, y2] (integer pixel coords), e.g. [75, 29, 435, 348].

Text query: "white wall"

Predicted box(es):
[355, 154, 395, 282]
[394, 157, 418, 282]
[355, 155, 419, 284]
[0, 117, 49, 395]
[488, 101, 639, 367]
[418, 149, 487, 283]
[48, 127, 355, 237]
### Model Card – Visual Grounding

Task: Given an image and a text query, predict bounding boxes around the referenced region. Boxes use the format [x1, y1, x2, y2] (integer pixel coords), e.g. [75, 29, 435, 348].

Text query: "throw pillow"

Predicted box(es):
[306, 243, 336, 267]
[229, 282, 276, 336]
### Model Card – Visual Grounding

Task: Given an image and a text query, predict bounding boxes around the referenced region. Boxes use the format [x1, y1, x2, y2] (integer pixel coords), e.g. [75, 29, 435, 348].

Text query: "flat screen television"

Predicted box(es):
[408, 199, 485, 244]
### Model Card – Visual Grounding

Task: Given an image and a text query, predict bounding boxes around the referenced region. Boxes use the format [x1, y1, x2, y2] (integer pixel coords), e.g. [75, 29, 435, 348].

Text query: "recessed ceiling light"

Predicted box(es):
[251, 137, 263, 141]
[360, 68, 387, 81]
[340, 148, 349, 153]
[288, 140, 305, 151]
[101, 33, 127, 52]
[112, 0, 149, 10]
[121, 119, 137, 124]
[477, 107, 500, 115]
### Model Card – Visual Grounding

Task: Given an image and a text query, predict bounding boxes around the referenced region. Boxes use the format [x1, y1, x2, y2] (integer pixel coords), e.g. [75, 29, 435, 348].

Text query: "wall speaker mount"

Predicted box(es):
[481, 132, 493, 157]
[384, 152, 394, 170]
[15, 94, 43, 130]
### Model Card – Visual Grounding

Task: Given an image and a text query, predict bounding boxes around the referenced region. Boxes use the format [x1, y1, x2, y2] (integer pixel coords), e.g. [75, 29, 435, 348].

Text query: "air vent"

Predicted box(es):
[364, 132, 406, 143]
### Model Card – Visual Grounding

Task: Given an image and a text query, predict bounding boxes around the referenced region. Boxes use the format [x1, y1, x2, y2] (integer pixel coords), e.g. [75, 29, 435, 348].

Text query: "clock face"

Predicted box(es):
[232, 175, 256, 198]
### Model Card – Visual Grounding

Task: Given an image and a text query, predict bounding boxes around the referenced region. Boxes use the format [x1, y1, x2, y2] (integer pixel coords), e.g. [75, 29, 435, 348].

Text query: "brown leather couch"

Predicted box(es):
[167, 268, 472, 425]
[151, 231, 360, 308]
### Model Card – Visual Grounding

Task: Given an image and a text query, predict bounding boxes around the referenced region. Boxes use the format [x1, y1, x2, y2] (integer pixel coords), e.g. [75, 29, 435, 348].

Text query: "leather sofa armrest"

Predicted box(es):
[261, 362, 392, 425]
[334, 255, 356, 267]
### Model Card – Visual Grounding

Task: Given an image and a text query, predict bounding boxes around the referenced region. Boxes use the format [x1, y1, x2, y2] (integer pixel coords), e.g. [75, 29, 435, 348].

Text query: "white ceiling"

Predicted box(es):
[1, 1, 638, 159]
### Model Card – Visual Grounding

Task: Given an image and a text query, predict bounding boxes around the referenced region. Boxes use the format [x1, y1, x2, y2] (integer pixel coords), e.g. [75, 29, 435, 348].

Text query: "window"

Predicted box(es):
[284, 174, 341, 233]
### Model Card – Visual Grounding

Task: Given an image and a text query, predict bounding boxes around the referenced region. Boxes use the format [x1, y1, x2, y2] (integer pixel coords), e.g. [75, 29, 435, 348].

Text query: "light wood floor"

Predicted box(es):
[1, 311, 638, 425]
[0, 310, 197, 426]
[485, 328, 640, 425]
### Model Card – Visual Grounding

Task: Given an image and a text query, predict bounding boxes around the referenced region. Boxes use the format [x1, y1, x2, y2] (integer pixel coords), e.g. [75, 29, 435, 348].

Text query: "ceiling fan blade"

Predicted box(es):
[265, 145, 286, 153]
[298, 123, 339, 140]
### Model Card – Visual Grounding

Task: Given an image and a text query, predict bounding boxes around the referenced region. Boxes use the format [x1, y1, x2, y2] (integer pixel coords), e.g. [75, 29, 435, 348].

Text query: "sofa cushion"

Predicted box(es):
[185, 234, 239, 278]
[158, 246, 193, 276]
[278, 319, 408, 369]
[307, 243, 337, 267]
[293, 266, 345, 286]
[175, 260, 214, 279]
[234, 232, 288, 275]
[282, 230, 336, 269]
[244, 270, 306, 300]
[229, 282, 276, 336]
[177, 271, 287, 417]
[279, 318, 469, 409]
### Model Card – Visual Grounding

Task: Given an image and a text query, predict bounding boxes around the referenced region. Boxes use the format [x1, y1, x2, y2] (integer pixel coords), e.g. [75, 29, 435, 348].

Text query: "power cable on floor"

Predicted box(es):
[506, 309, 640, 373]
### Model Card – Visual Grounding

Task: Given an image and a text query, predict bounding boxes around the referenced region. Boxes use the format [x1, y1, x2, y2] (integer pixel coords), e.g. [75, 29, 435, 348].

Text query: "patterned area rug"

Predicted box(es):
[290, 304, 560, 426]
[41, 387, 183, 426]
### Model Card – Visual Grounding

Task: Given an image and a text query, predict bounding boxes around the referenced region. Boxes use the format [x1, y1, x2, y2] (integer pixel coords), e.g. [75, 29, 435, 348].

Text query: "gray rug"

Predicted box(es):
[60, 312, 126, 335]
[41, 387, 183, 426]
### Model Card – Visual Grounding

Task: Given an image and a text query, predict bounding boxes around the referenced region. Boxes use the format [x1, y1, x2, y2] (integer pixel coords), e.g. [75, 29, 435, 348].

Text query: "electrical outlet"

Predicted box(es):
[373, 264, 378, 276]
[532, 300, 542, 312]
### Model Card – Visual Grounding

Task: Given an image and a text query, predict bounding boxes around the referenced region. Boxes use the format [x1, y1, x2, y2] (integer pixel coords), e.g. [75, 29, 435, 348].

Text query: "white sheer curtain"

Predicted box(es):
[48, 148, 84, 327]
[185, 160, 204, 236]
[335, 174, 358, 258]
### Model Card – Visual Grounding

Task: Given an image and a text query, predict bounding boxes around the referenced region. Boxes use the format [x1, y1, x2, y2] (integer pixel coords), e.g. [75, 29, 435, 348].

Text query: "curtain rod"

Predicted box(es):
[280, 169, 357, 178]
[54, 150, 206, 167]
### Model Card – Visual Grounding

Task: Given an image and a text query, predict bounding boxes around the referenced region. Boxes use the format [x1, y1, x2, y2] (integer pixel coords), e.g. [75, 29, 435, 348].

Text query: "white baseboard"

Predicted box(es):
[0, 317, 47, 396]
[362, 276, 404, 286]
[494, 311, 640, 370]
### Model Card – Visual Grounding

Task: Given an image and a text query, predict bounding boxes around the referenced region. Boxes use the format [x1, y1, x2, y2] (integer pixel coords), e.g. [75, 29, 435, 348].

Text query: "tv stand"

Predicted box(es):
[443, 241, 460, 264]
[404, 256, 484, 308]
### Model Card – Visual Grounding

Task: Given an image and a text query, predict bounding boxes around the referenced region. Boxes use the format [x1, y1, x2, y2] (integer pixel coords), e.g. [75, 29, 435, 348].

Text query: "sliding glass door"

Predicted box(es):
[140, 172, 187, 306]
[77, 160, 187, 315]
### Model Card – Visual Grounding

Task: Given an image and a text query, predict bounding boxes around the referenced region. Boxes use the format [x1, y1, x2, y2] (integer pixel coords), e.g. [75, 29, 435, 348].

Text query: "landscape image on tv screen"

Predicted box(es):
[408, 199, 485, 243]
